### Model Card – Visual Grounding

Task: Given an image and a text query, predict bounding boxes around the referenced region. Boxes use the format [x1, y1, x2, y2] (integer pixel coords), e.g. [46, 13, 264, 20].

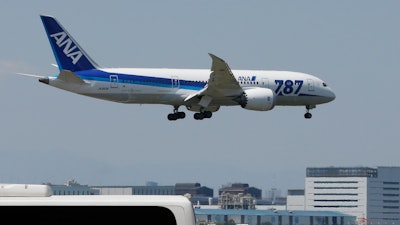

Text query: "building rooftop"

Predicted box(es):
[306, 167, 378, 178]
[194, 208, 353, 217]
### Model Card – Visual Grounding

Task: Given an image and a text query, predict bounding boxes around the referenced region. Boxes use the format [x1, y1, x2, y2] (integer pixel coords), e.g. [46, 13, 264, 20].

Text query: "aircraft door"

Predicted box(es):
[307, 79, 314, 91]
[110, 75, 118, 88]
[171, 76, 179, 88]
[262, 78, 269, 88]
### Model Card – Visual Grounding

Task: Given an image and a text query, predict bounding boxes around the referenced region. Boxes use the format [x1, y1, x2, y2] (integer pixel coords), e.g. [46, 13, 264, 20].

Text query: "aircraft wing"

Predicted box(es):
[184, 53, 243, 107]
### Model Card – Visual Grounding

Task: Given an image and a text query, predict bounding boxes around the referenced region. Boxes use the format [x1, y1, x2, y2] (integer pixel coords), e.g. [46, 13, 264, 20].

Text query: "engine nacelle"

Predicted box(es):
[239, 88, 276, 111]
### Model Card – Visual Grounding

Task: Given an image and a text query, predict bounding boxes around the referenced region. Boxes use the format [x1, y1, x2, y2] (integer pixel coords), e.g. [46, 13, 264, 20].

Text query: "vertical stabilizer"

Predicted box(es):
[40, 15, 100, 72]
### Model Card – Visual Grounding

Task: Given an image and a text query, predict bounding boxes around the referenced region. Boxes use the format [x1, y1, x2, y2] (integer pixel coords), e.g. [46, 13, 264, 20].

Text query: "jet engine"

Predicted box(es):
[238, 88, 276, 111]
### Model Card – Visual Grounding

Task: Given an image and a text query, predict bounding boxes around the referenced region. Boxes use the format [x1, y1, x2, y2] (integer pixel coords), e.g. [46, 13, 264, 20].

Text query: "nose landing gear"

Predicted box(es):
[304, 105, 315, 119]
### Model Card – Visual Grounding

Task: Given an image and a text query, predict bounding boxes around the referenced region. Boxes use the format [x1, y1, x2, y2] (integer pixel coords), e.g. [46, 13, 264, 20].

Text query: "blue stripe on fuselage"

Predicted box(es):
[75, 69, 205, 91]
[276, 92, 319, 97]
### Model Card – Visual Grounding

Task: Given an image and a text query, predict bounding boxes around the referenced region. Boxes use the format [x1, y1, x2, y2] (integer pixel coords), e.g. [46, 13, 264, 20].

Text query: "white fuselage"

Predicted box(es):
[47, 68, 335, 108]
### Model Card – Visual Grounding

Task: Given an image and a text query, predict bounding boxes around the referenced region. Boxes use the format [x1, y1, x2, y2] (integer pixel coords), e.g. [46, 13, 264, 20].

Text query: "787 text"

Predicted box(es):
[274, 80, 303, 95]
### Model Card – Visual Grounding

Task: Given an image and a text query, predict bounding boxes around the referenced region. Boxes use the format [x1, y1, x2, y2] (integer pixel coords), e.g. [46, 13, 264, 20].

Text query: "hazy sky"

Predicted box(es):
[1, 1, 399, 196]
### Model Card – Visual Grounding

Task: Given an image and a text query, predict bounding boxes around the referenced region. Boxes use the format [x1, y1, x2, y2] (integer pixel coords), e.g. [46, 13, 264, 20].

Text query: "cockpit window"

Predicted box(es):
[322, 82, 327, 87]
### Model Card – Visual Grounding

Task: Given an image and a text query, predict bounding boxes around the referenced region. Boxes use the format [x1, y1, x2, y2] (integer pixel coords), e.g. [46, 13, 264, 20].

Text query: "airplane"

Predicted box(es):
[20, 15, 335, 121]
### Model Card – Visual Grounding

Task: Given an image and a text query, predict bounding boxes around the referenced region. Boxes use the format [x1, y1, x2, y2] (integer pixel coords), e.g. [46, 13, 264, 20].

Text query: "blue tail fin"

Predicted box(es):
[40, 15, 99, 72]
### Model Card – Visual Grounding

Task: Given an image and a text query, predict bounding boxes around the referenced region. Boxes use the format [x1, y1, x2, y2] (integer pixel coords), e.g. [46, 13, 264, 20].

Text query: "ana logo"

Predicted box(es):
[50, 32, 83, 65]
[238, 75, 256, 82]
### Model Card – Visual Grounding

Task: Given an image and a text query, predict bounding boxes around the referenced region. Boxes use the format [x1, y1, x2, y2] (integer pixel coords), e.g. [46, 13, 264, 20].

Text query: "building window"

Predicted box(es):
[383, 200, 399, 203]
[383, 182, 399, 185]
[314, 199, 358, 202]
[315, 193, 358, 196]
[314, 181, 358, 184]
[314, 187, 358, 189]
[314, 205, 358, 208]
[383, 206, 399, 209]
[383, 194, 399, 196]
[383, 188, 399, 190]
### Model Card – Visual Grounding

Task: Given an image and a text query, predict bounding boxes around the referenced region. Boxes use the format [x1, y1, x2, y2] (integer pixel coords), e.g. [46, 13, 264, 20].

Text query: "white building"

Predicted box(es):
[286, 189, 305, 211]
[304, 166, 400, 225]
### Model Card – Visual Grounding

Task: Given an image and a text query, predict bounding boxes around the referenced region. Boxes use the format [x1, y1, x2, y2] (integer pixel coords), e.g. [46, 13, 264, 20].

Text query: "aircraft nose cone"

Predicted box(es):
[327, 90, 336, 102]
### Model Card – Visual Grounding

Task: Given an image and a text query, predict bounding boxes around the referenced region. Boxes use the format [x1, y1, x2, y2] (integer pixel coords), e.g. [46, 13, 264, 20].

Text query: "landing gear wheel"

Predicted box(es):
[177, 111, 186, 119]
[194, 113, 205, 120]
[204, 111, 212, 118]
[167, 106, 185, 121]
[168, 113, 178, 121]
[304, 105, 315, 119]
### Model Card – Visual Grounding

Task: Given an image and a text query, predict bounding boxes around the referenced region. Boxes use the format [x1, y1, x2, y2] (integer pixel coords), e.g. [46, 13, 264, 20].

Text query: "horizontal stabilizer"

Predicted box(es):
[57, 70, 85, 84]
[16, 72, 46, 79]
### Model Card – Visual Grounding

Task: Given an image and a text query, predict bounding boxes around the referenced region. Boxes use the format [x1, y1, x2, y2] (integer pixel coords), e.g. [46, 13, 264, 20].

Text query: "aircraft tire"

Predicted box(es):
[178, 112, 186, 119]
[168, 113, 178, 121]
[194, 113, 204, 120]
[204, 111, 212, 118]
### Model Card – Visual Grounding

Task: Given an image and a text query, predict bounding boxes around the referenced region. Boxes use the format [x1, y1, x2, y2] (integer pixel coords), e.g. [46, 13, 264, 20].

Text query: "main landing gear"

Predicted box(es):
[167, 106, 186, 121]
[167, 106, 213, 121]
[193, 111, 212, 120]
[304, 105, 315, 119]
